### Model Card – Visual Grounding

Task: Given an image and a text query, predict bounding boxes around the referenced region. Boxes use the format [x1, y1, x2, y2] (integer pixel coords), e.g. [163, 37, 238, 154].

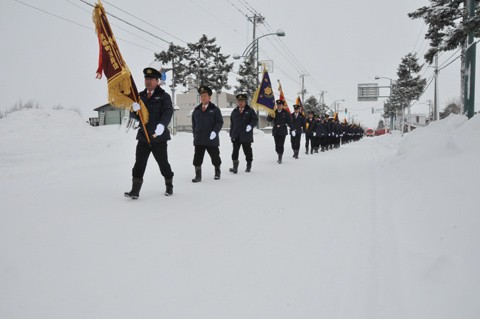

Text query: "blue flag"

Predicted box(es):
[252, 68, 275, 117]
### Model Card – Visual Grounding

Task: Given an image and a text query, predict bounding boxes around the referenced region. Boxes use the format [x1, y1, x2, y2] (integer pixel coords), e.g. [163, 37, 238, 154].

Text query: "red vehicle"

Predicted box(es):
[366, 128, 374, 137]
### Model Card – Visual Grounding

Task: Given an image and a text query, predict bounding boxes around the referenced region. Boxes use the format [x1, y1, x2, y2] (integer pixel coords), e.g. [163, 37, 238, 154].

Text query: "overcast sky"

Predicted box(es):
[1, 0, 477, 127]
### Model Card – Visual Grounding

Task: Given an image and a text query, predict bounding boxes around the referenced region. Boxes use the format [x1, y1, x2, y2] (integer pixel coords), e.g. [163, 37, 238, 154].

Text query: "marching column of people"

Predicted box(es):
[124, 82, 365, 199]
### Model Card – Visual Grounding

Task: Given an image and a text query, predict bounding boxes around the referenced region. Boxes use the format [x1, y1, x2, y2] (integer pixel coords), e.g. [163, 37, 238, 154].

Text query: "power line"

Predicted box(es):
[237, 0, 258, 16]
[14, 0, 92, 30]
[103, 0, 188, 44]
[226, 0, 249, 18]
[14, 0, 161, 52]
[79, 0, 172, 45]
[63, 0, 167, 50]
[188, 0, 244, 36]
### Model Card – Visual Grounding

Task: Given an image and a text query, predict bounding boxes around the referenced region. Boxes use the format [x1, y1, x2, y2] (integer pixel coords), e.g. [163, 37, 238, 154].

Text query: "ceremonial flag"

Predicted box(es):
[93, 1, 150, 142]
[252, 66, 276, 117]
[295, 96, 305, 116]
[277, 80, 291, 114]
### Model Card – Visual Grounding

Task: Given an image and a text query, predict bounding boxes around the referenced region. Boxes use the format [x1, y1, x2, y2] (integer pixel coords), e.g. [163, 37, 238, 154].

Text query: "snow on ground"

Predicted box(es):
[1, 109, 479, 318]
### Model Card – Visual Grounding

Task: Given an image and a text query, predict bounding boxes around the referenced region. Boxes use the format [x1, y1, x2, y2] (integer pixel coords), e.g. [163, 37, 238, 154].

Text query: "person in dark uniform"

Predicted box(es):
[290, 104, 306, 159]
[191, 86, 224, 182]
[267, 99, 292, 164]
[229, 93, 258, 173]
[304, 111, 316, 154]
[124, 67, 174, 199]
[316, 115, 328, 152]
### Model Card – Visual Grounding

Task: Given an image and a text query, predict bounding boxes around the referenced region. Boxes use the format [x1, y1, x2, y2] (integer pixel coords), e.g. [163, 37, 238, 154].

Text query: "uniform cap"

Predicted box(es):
[236, 93, 248, 100]
[143, 67, 162, 79]
[198, 86, 213, 96]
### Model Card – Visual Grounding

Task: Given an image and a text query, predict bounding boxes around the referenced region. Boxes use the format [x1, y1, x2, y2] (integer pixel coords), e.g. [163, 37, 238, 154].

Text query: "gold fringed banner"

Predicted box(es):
[92, 1, 150, 136]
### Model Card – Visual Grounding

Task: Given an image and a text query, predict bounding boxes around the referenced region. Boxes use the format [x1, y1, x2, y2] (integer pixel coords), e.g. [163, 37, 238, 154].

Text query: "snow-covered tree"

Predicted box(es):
[234, 52, 257, 97]
[408, 0, 480, 64]
[303, 95, 328, 115]
[383, 53, 426, 128]
[185, 35, 233, 94]
[395, 53, 427, 106]
[154, 43, 189, 96]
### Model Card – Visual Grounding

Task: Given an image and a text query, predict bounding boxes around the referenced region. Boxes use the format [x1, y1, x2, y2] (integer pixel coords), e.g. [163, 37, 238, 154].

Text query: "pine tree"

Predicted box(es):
[234, 52, 257, 97]
[154, 43, 189, 94]
[396, 53, 427, 104]
[185, 35, 233, 94]
[389, 53, 427, 131]
[408, 0, 480, 64]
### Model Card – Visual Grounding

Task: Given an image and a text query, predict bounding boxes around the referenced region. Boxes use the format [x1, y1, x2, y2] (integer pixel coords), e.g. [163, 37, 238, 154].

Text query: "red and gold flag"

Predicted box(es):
[277, 80, 291, 114]
[295, 96, 305, 116]
[93, 1, 150, 141]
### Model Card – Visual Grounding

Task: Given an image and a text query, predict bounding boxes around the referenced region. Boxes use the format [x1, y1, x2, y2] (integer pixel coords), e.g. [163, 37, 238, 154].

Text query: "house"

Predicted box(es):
[395, 113, 428, 132]
[91, 104, 127, 126]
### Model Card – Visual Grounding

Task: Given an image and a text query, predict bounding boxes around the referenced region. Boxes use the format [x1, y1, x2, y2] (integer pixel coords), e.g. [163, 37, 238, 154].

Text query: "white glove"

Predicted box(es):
[291, 130, 296, 137]
[209, 131, 217, 140]
[313, 132, 317, 136]
[132, 102, 141, 112]
[155, 124, 165, 136]
[246, 125, 252, 132]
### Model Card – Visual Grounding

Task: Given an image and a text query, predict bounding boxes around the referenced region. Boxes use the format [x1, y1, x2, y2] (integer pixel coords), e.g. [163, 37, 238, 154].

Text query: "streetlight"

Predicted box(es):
[233, 29, 286, 60]
[233, 29, 286, 128]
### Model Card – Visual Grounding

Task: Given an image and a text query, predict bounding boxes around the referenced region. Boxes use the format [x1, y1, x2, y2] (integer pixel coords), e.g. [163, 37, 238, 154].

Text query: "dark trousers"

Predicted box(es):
[193, 145, 222, 167]
[313, 136, 320, 148]
[305, 134, 314, 149]
[231, 140, 253, 163]
[132, 140, 174, 180]
[291, 134, 301, 151]
[274, 135, 287, 155]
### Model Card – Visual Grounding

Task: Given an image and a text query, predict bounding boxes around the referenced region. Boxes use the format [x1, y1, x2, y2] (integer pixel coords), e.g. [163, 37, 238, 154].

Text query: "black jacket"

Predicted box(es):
[267, 109, 292, 136]
[229, 105, 258, 143]
[192, 102, 224, 146]
[315, 120, 328, 136]
[290, 112, 306, 135]
[135, 86, 173, 143]
[305, 118, 317, 136]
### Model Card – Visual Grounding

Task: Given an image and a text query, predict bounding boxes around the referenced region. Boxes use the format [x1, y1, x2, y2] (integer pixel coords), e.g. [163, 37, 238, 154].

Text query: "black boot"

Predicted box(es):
[214, 166, 221, 180]
[124, 177, 143, 199]
[245, 162, 252, 173]
[192, 166, 202, 183]
[229, 160, 239, 174]
[311, 148, 314, 154]
[294, 150, 299, 159]
[165, 178, 173, 196]
[305, 147, 309, 155]
[277, 153, 282, 164]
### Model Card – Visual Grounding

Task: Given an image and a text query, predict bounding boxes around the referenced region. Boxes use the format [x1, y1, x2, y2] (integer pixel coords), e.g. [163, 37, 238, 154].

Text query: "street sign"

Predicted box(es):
[357, 83, 379, 102]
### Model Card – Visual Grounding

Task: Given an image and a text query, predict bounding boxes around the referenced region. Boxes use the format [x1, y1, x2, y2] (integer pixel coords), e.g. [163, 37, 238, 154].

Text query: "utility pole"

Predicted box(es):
[248, 14, 264, 127]
[248, 14, 265, 88]
[426, 99, 433, 123]
[319, 90, 326, 114]
[464, 0, 476, 119]
[433, 53, 440, 121]
[299, 74, 308, 104]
